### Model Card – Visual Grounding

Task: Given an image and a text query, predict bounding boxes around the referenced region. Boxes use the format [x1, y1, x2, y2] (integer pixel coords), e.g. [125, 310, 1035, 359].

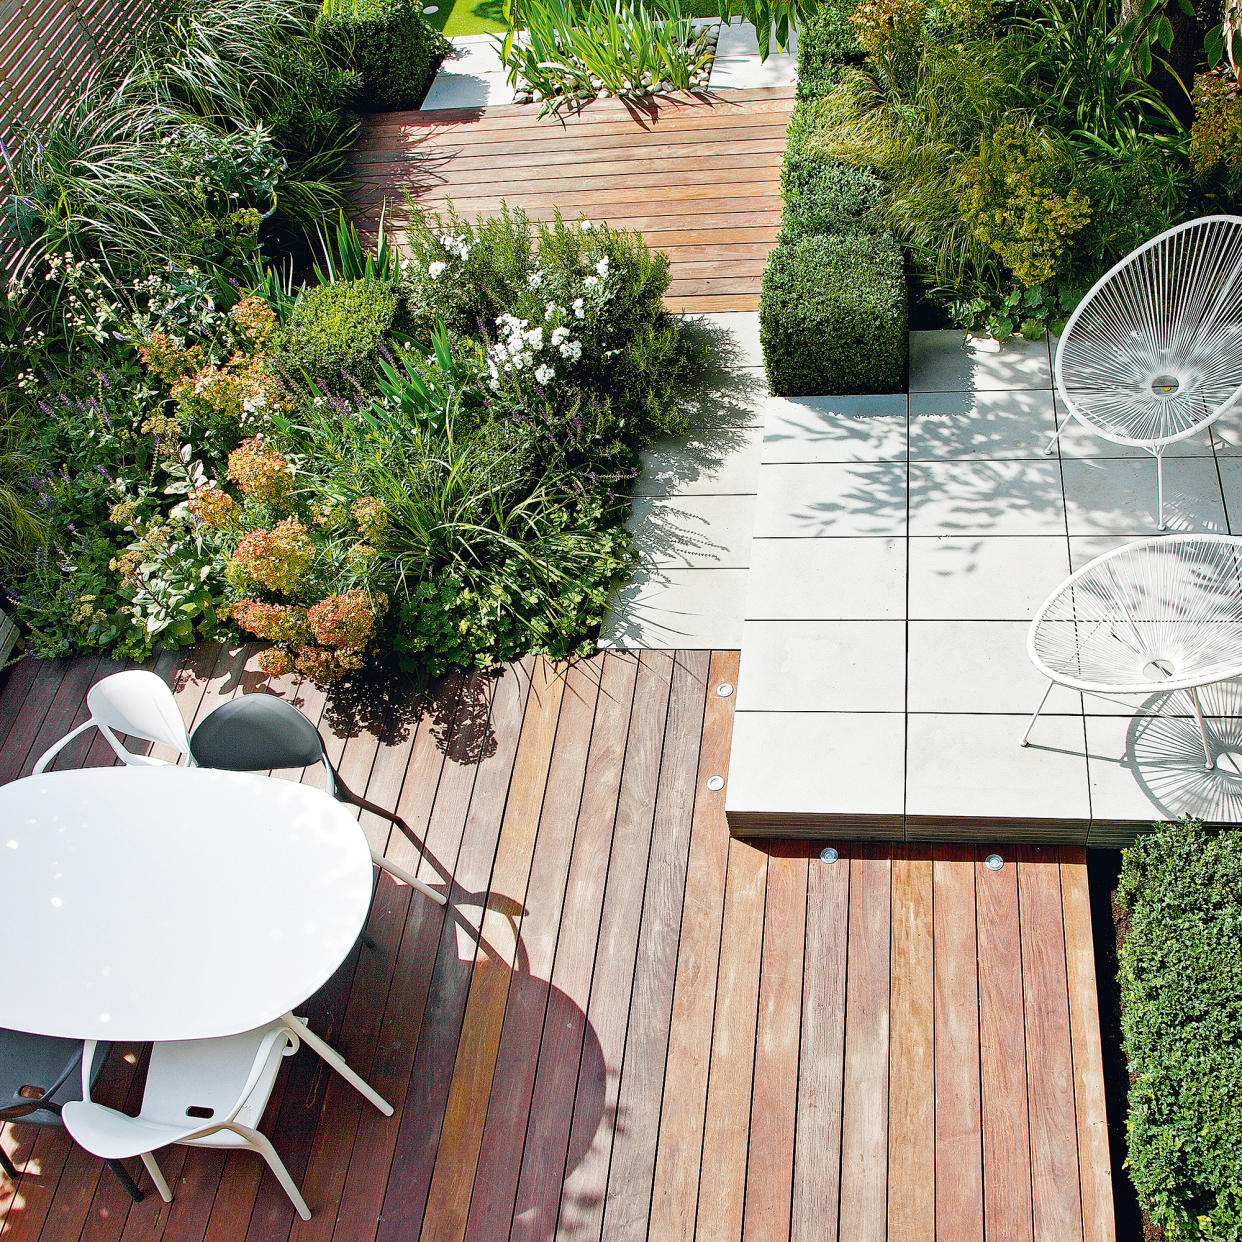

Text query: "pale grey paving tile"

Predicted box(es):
[908, 535, 1070, 620]
[726, 710, 905, 819]
[421, 71, 517, 109]
[762, 394, 907, 464]
[1086, 711, 1242, 825]
[1053, 391, 1216, 460]
[709, 18, 798, 88]
[600, 567, 748, 649]
[907, 620, 1081, 715]
[754, 462, 908, 538]
[908, 389, 1055, 461]
[692, 311, 763, 370]
[1060, 457, 1227, 536]
[906, 713, 1091, 820]
[676, 333, 770, 430]
[1201, 407, 1242, 457]
[1079, 677, 1242, 719]
[1068, 533, 1151, 572]
[735, 620, 906, 712]
[626, 494, 756, 569]
[908, 330, 1051, 393]
[746, 537, 906, 620]
[1218, 458, 1242, 532]
[908, 460, 1066, 536]
[634, 424, 762, 497]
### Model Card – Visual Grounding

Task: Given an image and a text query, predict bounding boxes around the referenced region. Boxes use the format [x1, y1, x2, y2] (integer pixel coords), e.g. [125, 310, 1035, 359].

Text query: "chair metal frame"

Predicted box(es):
[1046, 214, 1242, 529]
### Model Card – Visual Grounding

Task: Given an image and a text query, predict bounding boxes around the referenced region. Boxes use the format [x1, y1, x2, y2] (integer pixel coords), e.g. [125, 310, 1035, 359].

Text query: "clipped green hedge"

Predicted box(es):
[760, 233, 907, 395]
[781, 158, 884, 242]
[317, 0, 449, 111]
[278, 277, 403, 387]
[1117, 819, 1242, 1240]
[796, 1, 862, 101]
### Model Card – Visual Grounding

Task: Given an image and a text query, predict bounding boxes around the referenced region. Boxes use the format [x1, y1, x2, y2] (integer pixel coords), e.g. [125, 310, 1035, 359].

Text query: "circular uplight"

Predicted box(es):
[819, 846, 839, 863]
[984, 853, 1004, 871]
[706, 775, 724, 791]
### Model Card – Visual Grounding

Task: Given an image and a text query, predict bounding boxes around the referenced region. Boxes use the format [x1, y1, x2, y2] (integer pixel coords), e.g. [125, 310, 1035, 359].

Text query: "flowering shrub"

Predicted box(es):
[229, 518, 317, 594]
[226, 438, 293, 507]
[1190, 70, 1242, 204]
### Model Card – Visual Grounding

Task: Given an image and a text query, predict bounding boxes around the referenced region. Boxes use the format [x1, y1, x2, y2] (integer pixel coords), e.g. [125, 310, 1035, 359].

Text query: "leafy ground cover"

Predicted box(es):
[1116, 820, 1242, 1240]
[0, 0, 696, 682]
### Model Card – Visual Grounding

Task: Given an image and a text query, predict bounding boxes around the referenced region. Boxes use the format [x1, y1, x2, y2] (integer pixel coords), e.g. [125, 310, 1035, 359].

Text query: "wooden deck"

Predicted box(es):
[349, 88, 795, 314]
[0, 646, 1115, 1241]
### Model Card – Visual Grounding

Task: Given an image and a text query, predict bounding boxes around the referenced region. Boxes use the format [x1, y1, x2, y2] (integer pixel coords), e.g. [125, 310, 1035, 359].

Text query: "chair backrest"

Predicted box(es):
[1055, 215, 1242, 446]
[189, 694, 329, 781]
[87, 671, 191, 758]
[139, 1024, 294, 1131]
[0, 1031, 109, 1128]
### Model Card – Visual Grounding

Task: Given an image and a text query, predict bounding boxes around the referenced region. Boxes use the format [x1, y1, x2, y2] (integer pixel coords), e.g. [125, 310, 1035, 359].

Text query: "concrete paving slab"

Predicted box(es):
[908, 389, 1055, 460]
[762, 393, 907, 463]
[627, 493, 756, 568]
[708, 18, 798, 90]
[600, 567, 749, 648]
[909, 330, 1052, 393]
[908, 460, 1067, 536]
[735, 619, 906, 712]
[747, 536, 906, 619]
[634, 424, 762, 496]
[908, 535, 1071, 620]
[754, 462, 908, 538]
[1061, 456, 1227, 535]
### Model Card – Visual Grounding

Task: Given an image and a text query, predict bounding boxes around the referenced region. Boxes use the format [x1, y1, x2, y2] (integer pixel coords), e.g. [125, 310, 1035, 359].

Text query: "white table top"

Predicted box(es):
[0, 766, 375, 1043]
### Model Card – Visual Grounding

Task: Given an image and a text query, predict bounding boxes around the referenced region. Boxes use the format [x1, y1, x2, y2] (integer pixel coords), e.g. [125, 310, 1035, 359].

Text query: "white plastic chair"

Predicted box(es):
[62, 1020, 311, 1220]
[32, 670, 190, 773]
[1047, 214, 1242, 529]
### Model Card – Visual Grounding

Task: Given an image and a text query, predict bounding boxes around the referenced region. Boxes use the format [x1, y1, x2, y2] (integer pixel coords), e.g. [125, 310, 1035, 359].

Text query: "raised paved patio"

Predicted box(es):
[606, 326, 1242, 843]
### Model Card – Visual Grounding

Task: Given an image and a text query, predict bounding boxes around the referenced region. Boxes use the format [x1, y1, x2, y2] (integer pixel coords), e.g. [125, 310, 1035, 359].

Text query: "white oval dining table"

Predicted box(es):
[0, 765, 392, 1113]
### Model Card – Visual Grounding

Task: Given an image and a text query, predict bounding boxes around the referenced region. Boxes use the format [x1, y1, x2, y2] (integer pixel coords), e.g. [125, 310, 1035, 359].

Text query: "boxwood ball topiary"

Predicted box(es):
[760, 234, 907, 396]
[278, 278, 403, 388]
[317, 0, 449, 112]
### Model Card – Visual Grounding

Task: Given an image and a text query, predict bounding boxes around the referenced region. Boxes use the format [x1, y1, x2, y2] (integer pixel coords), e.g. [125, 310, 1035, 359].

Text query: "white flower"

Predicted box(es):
[551, 326, 571, 346]
[584, 276, 599, 289]
[527, 272, 544, 288]
[572, 298, 586, 318]
[524, 327, 544, 349]
[595, 256, 610, 276]
[535, 364, 555, 384]
[559, 339, 582, 361]
[580, 219, 593, 232]
[428, 261, 446, 279]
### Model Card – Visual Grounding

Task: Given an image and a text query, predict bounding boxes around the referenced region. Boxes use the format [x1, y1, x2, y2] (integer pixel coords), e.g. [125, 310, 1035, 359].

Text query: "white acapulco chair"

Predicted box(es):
[31, 669, 190, 773]
[1045, 214, 1242, 530]
[1022, 535, 1242, 769]
[63, 1021, 316, 1220]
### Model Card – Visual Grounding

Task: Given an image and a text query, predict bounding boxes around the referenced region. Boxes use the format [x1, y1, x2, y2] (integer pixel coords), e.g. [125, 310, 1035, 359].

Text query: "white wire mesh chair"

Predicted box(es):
[1046, 215, 1242, 529]
[1022, 535, 1242, 769]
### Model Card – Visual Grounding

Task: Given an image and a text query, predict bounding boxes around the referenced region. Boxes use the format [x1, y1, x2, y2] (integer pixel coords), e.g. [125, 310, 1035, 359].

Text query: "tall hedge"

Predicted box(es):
[760, 233, 907, 395]
[318, 0, 449, 111]
[796, 0, 863, 101]
[1117, 819, 1242, 1239]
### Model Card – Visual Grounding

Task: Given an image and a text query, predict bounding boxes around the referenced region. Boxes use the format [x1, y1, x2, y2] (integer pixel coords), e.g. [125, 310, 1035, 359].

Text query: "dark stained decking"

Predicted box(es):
[0, 646, 1115, 1241]
[349, 88, 795, 315]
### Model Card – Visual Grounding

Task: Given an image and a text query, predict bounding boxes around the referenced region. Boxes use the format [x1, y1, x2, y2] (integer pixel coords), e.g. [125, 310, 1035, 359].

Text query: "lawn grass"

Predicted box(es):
[425, 0, 740, 38]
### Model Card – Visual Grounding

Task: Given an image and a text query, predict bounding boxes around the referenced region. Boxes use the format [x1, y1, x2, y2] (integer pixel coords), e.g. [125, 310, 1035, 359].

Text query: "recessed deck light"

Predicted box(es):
[819, 846, 839, 863]
[985, 853, 1004, 871]
[716, 682, 734, 697]
[706, 775, 724, 791]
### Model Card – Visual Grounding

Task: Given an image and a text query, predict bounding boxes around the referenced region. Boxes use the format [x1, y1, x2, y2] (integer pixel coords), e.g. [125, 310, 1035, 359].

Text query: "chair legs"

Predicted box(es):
[1187, 686, 1215, 770]
[0, 1145, 17, 1181]
[1020, 680, 1055, 747]
[372, 852, 447, 906]
[247, 1130, 311, 1221]
[141, 1151, 172, 1202]
[1154, 448, 1167, 531]
[105, 1158, 144, 1202]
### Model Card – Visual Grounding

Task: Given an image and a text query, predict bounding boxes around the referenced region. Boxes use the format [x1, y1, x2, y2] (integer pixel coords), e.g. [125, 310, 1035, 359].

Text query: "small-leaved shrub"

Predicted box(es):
[780, 158, 885, 242]
[760, 233, 907, 395]
[317, 0, 448, 110]
[276, 279, 404, 389]
[1117, 819, 1242, 1240]
[796, 0, 864, 100]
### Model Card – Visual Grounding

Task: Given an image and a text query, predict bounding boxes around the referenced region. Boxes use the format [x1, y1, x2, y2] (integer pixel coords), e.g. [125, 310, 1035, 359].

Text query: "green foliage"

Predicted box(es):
[1190, 70, 1242, 207]
[796, 0, 864, 99]
[317, 0, 449, 111]
[497, 0, 714, 108]
[398, 205, 693, 444]
[760, 233, 907, 395]
[1117, 819, 1242, 1240]
[780, 156, 885, 241]
[277, 279, 404, 388]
